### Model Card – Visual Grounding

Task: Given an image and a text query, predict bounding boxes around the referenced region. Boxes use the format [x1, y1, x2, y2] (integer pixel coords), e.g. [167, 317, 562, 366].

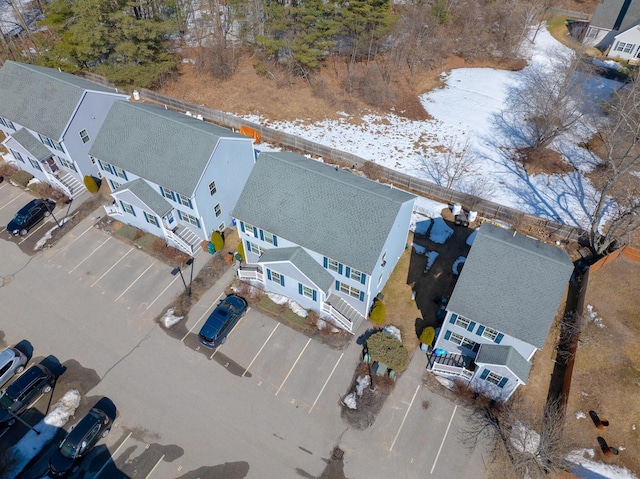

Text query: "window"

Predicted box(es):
[615, 41, 635, 53]
[378, 273, 383, 287]
[10, 149, 25, 163]
[327, 258, 339, 272]
[52, 140, 64, 152]
[270, 271, 282, 284]
[0, 117, 15, 130]
[57, 156, 77, 172]
[144, 212, 159, 227]
[455, 316, 471, 330]
[209, 180, 217, 196]
[349, 268, 363, 282]
[29, 158, 42, 171]
[109, 179, 122, 190]
[381, 251, 387, 267]
[485, 371, 504, 386]
[218, 222, 225, 231]
[112, 166, 127, 180]
[180, 211, 199, 227]
[243, 222, 256, 237]
[79, 129, 90, 144]
[121, 201, 135, 216]
[449, 332, 478, 351]
[263, 231, 275, 245]
[482, 327, 499, 342]
[161, 186, 175, 200]
[214, 203, 222, 217]
[340, 283, 362, 300]
[248, 241, 265, 256]
[176, 193, 191, 207]
[302, 285, 314, 299]
[98, 160, 114, 174]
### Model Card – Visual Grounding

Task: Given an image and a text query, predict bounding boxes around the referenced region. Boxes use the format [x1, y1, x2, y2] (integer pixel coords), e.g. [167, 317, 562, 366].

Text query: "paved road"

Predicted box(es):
[0, 183, 488, 478]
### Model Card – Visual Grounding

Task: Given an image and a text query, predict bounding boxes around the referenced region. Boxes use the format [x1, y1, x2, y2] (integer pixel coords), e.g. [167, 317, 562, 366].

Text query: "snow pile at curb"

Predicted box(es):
[567, 449, 638, 479]
[2, 389, 81, 479]
[161, 308, 183, 329]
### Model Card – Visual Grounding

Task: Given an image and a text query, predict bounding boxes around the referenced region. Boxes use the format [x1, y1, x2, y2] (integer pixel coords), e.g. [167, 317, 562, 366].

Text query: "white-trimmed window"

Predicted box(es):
[270, 271, 282, 284]
[121, 201, 135, 216]
[112, 166, 127, 180]
[449, 332, 478, 351]
[243, 222, 256, 237]
[214, 203, 222, 217]
[79, 129, 90, 144]
[10, 149, 25, 163]
[340, 283, 361, 299]
[327, 258, 339, 272]
[109, 179, 121, 191]
[302, 285, 314, 299]
[161, 186, 175, 200]
[57, 156, 77, 172]
[615, 41, 635, 53]
[52, 140, 64, 152]
[248, 241, 265, 256]
[180, 212, 199, 226]
[218, 222, 225, 231]
[455, 316, 471, 330]
[29, 158, 42, 171]
[349, 268, 363, 282]
[485, 371, 503, 386]
[144, 212, 160, 227]
[263, 231, 275, 245]
[0, 117, 16, 130]
[209, 180, 217, 196]
[176, 193, 191, 207]
[482, 327, 499, 342]
[378, 273, 383, 287]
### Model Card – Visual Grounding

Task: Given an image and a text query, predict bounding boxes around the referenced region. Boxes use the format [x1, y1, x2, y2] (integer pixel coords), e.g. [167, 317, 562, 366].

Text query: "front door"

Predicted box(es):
[43, 156, 59, 173]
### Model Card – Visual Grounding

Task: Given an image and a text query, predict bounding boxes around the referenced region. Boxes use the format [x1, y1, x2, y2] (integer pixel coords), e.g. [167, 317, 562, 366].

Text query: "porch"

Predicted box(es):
[237, 264, 264, 282]
[427, 351, 475, 381]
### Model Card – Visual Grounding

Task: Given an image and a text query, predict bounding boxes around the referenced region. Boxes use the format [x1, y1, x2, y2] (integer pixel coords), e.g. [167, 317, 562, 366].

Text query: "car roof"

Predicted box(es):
[0, 348, 15, 363]
[65, 409, 104, 444]
[6, 364, 50, 394]
[17, 199, 41, 214]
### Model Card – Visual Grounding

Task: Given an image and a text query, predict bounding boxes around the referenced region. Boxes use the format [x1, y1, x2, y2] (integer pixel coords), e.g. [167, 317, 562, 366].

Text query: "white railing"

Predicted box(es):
[237, 268, 263, 282]
[165, 229, 197, 256]
[321, 303, 353, 333]
[103, 204, 123, 216]
[48, 174, 73, 198]
[432, 362, 474, 380]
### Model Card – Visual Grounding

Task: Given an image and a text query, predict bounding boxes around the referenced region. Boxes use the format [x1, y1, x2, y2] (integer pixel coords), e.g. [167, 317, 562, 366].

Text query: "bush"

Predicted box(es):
[11, 170, 33, 187]
[419, 326, 435, 346]
[83, 175, 101, 193]
[0, 162, 18, 177]
[237, 242, 245, 262]
[369, 300, 386, 325]
[211, 231, 224, 251]
[367, 332, 410, 372]
[28, 182, 68, 202]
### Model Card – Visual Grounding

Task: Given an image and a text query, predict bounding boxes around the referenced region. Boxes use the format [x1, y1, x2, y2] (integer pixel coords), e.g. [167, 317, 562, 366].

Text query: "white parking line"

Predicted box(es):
[0, 191, 25, 210]
[146, 275, 180, 310]
[18, 219, 52, 244]
[390, 384, 421, 451]
[276, 338, 311, 396]
[181, 292, 224, 342]
[209, 310, 249, 359]
[309, 352, 344, 413]
[47, 224, 94, 262]
[114, 260, 157, 302]
[94, 430, 132, 478]
[242, 322, 280, 377]
[68, 236, 111, 273]
[145, 454, 165, 478]
[430, 404, 458, 474]
[91, 247, 135, 287]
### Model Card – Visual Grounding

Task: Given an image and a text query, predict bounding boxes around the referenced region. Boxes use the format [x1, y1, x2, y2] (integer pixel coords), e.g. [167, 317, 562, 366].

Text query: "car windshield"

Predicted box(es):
[59, 438, 78, 458]
[12, 214, 26, 226]
[0, 391, 15, 409]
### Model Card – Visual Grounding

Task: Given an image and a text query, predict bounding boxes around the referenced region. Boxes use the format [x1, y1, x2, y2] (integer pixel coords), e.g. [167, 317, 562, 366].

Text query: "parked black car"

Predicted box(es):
[7, 198, 56, 236]
[198, 294, 248, 349]
[0, 364, 55, 426]
[48, 398, 117, 477]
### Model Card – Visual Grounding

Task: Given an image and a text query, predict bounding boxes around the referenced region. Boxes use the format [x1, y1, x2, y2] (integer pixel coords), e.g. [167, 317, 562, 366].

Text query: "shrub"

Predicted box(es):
[11, 170, 33, 187]
[369, 300, 386, 325]
[0, 162, 18, 177]
[419, 326, 435, 346]
[237, 242, 245, 261]
[28, 182, 68, 202]
[83, 175, 100, 193]
[211, 231, 224, 251]
[367, 332, 410, 372]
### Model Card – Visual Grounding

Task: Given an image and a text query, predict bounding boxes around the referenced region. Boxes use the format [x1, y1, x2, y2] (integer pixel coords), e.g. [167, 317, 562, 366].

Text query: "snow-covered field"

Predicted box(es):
[246, 27, 621, 230]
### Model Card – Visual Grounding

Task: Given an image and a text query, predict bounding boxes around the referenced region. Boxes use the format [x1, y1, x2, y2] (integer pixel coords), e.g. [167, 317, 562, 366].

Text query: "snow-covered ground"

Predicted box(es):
[246, 26, 622, 230]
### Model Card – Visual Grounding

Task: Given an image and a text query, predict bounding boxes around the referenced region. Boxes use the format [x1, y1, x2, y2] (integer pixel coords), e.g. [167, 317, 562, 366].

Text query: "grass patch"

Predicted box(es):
[136, 233, 159, 250]
[115, 224, 139, 241]
[256, 295, 308, 328]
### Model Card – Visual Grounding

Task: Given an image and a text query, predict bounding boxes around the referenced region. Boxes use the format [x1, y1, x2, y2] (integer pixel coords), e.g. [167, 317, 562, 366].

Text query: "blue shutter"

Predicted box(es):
[312, 290, 316, 301]
[98, 159, 105, 171]
[335, 281, 340, 290]
[122, 170, 128, 180]
[267, 269, 272, 281]
[361, 273, 366, 285]
[143, 211, 149, 222]
[345, 266, 351, 278]
[188, 198, 193, 209]
[299, 283, 303, 295]
[280, 275, 285, 286]
[480, 369, 489, 380]
[467, 321, 476, 332]
[195, 218, 201, 228]
[253, 227, 258, 238]
[246, 240, 251, 252]
[240, 221, 245, 232]
[170, 191, 176, 201]
[498, 377, 508, 388]
[444, 330, 451, 340]
[476, 325, 485, 337]
[259, 230, 264, 241]
[359, 291, 364, 301]
[338, 264, 343, 275]
[324, 257, 328, 268]
[177, 210, 183, 220]
[449, 314, 457, 324]
[273, 236, 278, 246]
[119, 200, 126, 213]
[495, 333, 504, 344]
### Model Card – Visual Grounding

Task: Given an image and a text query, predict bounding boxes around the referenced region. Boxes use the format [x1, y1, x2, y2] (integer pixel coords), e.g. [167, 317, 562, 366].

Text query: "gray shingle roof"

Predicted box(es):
[0, 61, 120, 140]
[233, 152, 416, 274]
[258, 246, 335, 292]
[476, 344, 532, 383]
[590, 0, 640, 31]
[447, 223, 573, 349]
[11, 128, 51, 161]
[89, 102, 249, 197]
[114, 179, 173, 216]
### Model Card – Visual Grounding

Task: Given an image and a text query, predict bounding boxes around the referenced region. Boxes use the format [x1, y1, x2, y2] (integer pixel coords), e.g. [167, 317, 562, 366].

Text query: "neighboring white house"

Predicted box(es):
[233, 152, 416, 333]
[0, 61, 129, 198]
[582, 0, 640, 51]
[90, 101, 256, 256]
[427, 223, 574, 401]
[608, 24, 640, 61]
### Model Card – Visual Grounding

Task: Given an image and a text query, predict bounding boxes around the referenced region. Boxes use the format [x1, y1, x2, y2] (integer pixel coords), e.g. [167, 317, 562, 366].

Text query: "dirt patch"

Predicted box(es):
[515, 147, 575, 176]
[340, 362, 395, 430]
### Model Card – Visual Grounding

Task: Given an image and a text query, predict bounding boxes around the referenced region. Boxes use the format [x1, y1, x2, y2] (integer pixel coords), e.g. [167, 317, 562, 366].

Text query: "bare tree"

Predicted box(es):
[586, 76, 640, 256]
[422, 137, 478, 188]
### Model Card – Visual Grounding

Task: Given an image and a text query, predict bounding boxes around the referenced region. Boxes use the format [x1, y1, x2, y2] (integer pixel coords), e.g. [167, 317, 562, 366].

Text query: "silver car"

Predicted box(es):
[0, 348, 28, 388]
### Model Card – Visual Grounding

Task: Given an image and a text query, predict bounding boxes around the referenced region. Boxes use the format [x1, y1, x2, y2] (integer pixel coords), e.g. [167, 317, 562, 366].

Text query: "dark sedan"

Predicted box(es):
[198, 294, 248, 349]
[7, 199, 56, 236]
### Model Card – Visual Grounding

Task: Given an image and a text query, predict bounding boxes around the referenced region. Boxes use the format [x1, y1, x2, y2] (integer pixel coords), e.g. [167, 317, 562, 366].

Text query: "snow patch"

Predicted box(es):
[510, 421, 540, 454]
[161, 308, 183, 329]
[412, 243, 427, 256]
[452, 256, 466, 275]
[575, 411, 586, 420]
[586, 304, 605, 328]
[567, 449, 638, 479]
[466, 229, 478, 246]
[435, 376, 455, 390]
[289, 301, 308, 318]
[382, 325, 402, 342]
[429, 217, 454, 244]
[424, 251, 439, 273]
[267, 293, 289, 305]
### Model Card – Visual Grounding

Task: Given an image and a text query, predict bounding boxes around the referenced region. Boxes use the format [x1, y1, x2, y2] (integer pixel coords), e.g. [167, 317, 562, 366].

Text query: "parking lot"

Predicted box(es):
[0, 183, 486, 479]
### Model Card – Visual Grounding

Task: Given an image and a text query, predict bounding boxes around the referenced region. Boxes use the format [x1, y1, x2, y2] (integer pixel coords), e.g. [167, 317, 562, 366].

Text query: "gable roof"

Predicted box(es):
[0, 61, 121, 140]
[476, 344, 532, 383]
[447, 223, 574, 349]
[114, 179, 173, 217]
[11, 128, 52, 161]
[258, 246, 335, 292]
[232, 152, 416, 274]
[590, 0, 640, 31]
[89, 102, 250, 197]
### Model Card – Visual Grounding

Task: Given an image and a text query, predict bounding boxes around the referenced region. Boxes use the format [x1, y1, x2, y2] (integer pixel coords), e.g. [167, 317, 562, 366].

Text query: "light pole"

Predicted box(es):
[45, 201, 61, 228]
[186, 258, 194, 297]
[171, 258, 194, 297]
